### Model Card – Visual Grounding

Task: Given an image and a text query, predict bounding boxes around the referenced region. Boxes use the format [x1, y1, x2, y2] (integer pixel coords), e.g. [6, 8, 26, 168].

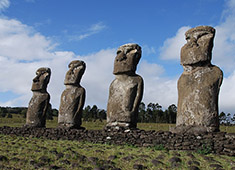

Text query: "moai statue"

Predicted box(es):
[106, 43, 144, 129]
[25, 67, 51, 127]
[173, 26, 223, 133]
[58, 60, 86, 129]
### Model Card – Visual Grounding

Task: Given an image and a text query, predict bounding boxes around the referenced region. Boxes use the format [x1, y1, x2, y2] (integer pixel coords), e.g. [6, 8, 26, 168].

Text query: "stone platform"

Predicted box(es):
[0, 126, 234, 156]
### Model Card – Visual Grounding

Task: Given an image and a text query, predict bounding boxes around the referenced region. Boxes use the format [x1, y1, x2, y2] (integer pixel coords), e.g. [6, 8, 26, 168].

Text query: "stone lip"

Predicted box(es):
[0, 126, 234, 157]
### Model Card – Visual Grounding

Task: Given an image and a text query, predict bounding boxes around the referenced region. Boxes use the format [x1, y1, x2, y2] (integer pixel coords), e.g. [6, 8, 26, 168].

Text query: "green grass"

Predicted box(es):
[0, 114, 235, 169]
[0, 134, 234, 170]
[0, 114, 234, 133]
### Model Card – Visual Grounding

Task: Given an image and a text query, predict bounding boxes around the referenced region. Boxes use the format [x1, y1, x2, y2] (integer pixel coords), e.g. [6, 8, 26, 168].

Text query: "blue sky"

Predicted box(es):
[0, 0, 235, 115]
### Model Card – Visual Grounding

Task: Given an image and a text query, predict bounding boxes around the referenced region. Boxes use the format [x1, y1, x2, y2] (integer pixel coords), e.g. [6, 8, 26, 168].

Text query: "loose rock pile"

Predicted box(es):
[0, 126, 234, 156]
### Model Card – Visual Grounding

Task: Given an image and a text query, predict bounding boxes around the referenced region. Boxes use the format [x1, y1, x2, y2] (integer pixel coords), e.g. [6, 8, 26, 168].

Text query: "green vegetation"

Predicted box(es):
[0, 114, 235, 133]
[0, 134, 234, 170]
[196, 144, 212, 155]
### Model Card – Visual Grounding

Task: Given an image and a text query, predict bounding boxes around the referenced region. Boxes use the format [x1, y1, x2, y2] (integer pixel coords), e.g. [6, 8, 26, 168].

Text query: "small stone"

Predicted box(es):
[93, 168, 105, 170]
[56, 153, 64, 159]
[88, 157, 99, 165]
[133, 164, 145, 170]
[34, 162, 45, 168]
[169, 157, 182, 163]
[77, 155, 87, 163]
[0, 155, 8, 161]
[187, 160, 200, 166]
[186, 153, 195, 159]
[60, 159, 70, 165]
[196, 136, 202, 139]
[38, 156, 51, 163]
[49, 165, 61, 170]
[188, 166, 200, 170]
[156, 154, 165, 160]
[209, 164, 223, 169]
[122, 156, 134, 161]
[11, 157, 20, 162]
[108, 155, 117, 160]
[151, 159, 164, 166]
[124, 129, 131, 133]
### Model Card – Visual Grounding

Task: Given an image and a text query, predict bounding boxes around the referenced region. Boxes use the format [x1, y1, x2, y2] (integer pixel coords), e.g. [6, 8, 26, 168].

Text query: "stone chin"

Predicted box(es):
[31, 78, 49, 91]
[31, 83, 43, 91]
[113, 61, 136, 75]
[64, 72, 82, 85]
[113, 68, 135, 75]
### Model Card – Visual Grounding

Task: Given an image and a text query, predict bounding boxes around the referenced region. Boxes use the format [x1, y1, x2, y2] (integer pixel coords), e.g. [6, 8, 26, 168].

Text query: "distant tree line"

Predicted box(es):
[0, 106, 58, 120]
[219, 112, 235, 125]
[138, 102, 177, 123]
[0, 104, 235, 125]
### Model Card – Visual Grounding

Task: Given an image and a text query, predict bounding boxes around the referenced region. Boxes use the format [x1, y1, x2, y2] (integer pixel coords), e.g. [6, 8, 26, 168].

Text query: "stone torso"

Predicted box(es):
[177, 65, 223, 130]
[107, 75, 143, 126]
[26, 92, 50, 127]
[58, 86, 85, 127]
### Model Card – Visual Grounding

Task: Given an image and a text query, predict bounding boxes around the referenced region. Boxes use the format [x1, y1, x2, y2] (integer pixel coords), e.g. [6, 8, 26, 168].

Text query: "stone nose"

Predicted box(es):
[33, 74, 40, 82]
[116, 53, 127, 62]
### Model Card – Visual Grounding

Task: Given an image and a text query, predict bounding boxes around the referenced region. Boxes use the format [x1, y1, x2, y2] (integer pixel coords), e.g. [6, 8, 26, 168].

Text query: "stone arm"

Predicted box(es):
[74, 88, 86, 119]
[132, 76, 144, 113]
[42, 94, 50, 118]
[124, 76, 144, 114]
[218, 70, 223, 88]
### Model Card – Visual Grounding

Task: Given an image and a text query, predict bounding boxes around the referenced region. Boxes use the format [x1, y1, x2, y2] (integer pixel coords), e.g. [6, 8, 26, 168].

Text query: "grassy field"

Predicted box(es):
[0, 114, 235, 133]
[0, 134, 234, 170]
[0, 114, 235, 169]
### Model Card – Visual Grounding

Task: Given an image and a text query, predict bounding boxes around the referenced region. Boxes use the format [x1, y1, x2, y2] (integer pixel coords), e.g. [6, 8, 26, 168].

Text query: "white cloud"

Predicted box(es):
[0, 17, 113, 109]
[0, 18, 55, 61]
[159, 26, 190, 60]
[0, 0, 10, 12]
[69, 22, 107, 41]
[142, 45, 156, 56]
[0, 16, 178, 111]
[213, 0, 235, 72]
[220, 71, 235, 114]
[157, 0, 235, 113]
[138, 60, 178, 109]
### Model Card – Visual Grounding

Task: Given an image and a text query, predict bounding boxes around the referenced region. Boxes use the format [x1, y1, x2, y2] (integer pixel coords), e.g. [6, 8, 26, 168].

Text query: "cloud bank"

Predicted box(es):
[0, 16, 178, 110]
[0, 0, 235, 115]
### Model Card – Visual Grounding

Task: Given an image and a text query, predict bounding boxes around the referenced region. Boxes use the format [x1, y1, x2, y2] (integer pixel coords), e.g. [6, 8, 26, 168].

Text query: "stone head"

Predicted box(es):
[31, 67, 51, 91]
[181, 26, 215, 65]
[64, 60, 86, 85]
[113, 43, 142, 75]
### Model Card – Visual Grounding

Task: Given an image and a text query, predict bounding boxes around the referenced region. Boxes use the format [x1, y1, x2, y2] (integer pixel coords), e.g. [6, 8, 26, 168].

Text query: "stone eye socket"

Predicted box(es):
[117, 50, 122, 55]
[186, 36, 190, 41]
[197, 32, 208, 39]
[125, 48, 132, 54]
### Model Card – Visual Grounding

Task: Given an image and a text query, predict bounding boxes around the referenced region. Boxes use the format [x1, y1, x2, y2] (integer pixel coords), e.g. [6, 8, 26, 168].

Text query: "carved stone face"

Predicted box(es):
[180, 26, 215, 65]
[113, 43, 141, 75]
[31, 67, 51, 91]
[64, 60, 86, 85]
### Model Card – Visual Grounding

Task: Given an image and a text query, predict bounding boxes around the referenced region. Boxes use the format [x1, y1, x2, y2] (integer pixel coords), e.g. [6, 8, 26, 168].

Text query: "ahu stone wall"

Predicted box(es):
[0, 126, 234, 156]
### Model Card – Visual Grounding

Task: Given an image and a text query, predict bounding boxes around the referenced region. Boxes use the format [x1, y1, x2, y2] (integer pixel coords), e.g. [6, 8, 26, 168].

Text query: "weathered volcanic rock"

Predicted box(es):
[173, 26, 223, 133]
[107, 43, 144, 129]
[25, 67, 51, 127]
[58, 60, 86, 129]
